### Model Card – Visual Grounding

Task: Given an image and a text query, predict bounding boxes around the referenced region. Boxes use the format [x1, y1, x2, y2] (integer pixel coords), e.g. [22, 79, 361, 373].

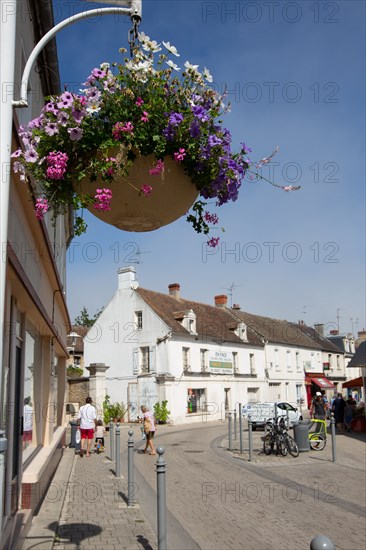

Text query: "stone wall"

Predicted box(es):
[67, 378, 89, 406]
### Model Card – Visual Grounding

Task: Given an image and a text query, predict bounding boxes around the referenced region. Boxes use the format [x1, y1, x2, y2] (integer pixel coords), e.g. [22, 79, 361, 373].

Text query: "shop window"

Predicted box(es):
[187, 388, 206, 413]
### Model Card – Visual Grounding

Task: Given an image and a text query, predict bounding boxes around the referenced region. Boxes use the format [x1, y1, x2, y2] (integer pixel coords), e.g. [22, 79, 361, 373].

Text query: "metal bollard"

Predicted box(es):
[330, 413, 336, 462]
[234, 410, 237, 440]
[156, 447, 167, 550]
[115, 422, 121, 477]
[286, 409, 290, 430]
[310, 535, 335, 549]
[239, 403, 243, 454]
[274, 403, 278, 423]
[248, 416, 253, 462]
[228, 412, 232, 450]
[109, 421, 115, 461]
[128, 430, 135, 507]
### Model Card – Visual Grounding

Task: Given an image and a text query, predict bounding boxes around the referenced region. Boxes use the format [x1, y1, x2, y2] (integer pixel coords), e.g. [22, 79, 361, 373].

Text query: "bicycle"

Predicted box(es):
[263, 417, 299, 457]
[308, 419, 327, 451]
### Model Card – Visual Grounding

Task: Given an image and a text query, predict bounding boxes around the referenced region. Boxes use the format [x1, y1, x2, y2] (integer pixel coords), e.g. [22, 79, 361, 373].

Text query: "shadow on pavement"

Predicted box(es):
[137, 534, 154, 550]
[48, 521, 102, 547]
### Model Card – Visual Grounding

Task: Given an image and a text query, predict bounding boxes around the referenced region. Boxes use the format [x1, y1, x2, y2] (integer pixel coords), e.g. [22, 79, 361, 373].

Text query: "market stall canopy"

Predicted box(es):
[342, 377, 363, 388]
[305, 375, 335, 389]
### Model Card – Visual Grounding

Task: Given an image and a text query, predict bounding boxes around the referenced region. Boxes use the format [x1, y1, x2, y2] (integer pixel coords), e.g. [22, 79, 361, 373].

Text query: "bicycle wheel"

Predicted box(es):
[277, 436, 288, 456]
[284, 434, 299, 457]
[309, 433, 326, 451]
[263, 434, 274, 455]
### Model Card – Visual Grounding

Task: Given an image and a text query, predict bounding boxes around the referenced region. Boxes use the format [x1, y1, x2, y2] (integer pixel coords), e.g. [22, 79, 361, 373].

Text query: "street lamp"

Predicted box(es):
[68, 331, 82, 367]
[0, 0, 142, 525]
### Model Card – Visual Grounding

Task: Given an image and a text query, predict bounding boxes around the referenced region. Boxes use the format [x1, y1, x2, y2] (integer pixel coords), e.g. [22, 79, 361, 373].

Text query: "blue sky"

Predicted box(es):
[52, 0, 365, 335]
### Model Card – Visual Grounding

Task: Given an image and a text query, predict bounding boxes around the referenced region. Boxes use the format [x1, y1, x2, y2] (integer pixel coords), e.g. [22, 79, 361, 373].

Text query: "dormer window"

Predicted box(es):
[174, 309, 197, 334]
[234, 322, 248, 342]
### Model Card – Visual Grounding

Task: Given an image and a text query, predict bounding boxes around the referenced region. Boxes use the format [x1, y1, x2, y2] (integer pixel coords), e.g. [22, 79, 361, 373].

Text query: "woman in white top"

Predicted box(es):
[141, 406, 156, 455]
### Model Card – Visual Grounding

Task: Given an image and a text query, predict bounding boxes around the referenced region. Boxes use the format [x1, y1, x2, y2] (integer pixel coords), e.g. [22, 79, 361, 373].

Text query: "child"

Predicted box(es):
[94, 420, 105, 453]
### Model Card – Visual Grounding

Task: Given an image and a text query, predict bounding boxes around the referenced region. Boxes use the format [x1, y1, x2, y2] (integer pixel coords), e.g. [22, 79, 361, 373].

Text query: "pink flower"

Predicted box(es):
[204, 211, 219, 225]
[46, 151, 68, 180]
[35, 198, 49, 220]
[94, 188, 112, 211]
[207, 237, 220, 248]
[174, 148, 186, 162]
[135, 97, 144, 106]
[140, 185, 153, 196]
[149, 159, 165, 176]
[141, 111, 149, 123]
[112, 121, 134, 140]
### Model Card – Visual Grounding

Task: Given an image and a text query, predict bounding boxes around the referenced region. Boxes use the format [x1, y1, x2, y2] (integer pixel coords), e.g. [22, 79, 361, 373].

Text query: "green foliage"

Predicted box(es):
[74, 306, 103, 327]
[66, 365, 83, 378]
[153, 400, 170, 424]
[103, 394, 126, 424]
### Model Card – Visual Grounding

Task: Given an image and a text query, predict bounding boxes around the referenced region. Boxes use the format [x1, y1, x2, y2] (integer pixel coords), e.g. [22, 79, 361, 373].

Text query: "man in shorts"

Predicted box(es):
[78, 397, 97, 457]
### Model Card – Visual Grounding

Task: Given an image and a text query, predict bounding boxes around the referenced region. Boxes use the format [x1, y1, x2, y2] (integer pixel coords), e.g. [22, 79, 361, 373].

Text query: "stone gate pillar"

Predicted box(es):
[86, 363, 110, 419]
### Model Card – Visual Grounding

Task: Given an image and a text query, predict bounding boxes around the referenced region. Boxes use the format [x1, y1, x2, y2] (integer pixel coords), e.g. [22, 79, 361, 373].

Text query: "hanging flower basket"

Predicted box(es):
[12, 33, 299, 246]
[77, 151, 198, 231]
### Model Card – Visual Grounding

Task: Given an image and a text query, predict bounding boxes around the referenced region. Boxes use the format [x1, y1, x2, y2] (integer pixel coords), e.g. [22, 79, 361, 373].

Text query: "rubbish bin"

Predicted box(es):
[69, 421, 81, 451]
[293, 420, 310, 452]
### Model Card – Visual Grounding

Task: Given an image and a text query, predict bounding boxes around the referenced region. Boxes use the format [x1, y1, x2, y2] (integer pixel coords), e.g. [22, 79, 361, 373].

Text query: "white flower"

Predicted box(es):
[162, 41, 180, 57]
[142, 40, 162, 53]
[100, 62, 110, 70]
[184, 61, 200, 73]
[203, 67, 213, 83]
[86, 101, 101, 114]
[138, 31, 150, 43]
[166, 60, 181, 71]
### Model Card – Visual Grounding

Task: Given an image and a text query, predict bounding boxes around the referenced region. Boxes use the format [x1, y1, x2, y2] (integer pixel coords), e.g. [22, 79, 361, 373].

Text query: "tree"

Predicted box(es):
[74, 306, 102, 327]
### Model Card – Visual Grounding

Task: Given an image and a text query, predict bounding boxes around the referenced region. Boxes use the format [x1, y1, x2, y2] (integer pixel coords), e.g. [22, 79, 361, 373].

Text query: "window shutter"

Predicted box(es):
[133, 348, 139, 375]
[149, 346, 156, 373]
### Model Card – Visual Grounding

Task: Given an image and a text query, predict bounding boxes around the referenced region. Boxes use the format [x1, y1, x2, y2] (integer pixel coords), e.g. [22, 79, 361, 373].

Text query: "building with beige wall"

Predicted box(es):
[1, 2, 72, 547]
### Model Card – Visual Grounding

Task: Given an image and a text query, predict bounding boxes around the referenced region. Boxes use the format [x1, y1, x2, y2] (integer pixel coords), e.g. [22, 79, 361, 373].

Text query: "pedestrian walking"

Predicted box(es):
[141, 405, 156, 455]
[332, 393, 346, 432]
[311, 392, 326, 433]
[77, 396, 97, 457]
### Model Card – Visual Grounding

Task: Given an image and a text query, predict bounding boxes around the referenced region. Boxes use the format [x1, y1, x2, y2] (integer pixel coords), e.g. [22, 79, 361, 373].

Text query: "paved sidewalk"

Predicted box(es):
[22, 432, 157, 550]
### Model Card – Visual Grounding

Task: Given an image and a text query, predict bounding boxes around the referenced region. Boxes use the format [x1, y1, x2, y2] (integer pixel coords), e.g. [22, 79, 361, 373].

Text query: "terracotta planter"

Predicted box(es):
[78, 153, 198, 232]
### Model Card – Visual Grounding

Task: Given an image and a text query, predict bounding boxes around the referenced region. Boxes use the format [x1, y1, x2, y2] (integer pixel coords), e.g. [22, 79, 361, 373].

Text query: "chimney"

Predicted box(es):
[232, 304, 241, 310]
[314, 323, 324, 337]
[118, 266, 136, 290]
[214, 295, 227, 308]
[357, 329, 366, 341]
[168, 283, 180, 298]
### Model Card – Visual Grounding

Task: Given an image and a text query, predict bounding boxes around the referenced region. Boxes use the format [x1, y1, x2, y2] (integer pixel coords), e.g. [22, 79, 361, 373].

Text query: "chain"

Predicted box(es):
[128, 17, 141, 57]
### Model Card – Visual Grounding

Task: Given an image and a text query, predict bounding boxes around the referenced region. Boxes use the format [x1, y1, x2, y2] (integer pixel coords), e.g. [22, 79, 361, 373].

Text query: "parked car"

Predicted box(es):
[241, 401, 303, 430]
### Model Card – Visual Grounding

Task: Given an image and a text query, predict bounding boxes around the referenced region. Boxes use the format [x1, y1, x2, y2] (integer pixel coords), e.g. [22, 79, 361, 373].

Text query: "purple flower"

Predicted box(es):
[57, 112, 69, 126]
[24, 149, 38, 163]
[11, 149, 22, 158]
[45, 123, 59, 136]
[57, 96, 73, 109]
[168, 112, 183, 126]
[189, 120, 201, 138]
[240, 142, 252, 154]
[28, 117, 43, 129]
[71, 109, 84, 124]
[44, 102, 58, 114]
[68, 127, 83, 141]
[208, 135, 222, 148]
[91, 68, 106, 79]
[191, 105, 209, 122]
